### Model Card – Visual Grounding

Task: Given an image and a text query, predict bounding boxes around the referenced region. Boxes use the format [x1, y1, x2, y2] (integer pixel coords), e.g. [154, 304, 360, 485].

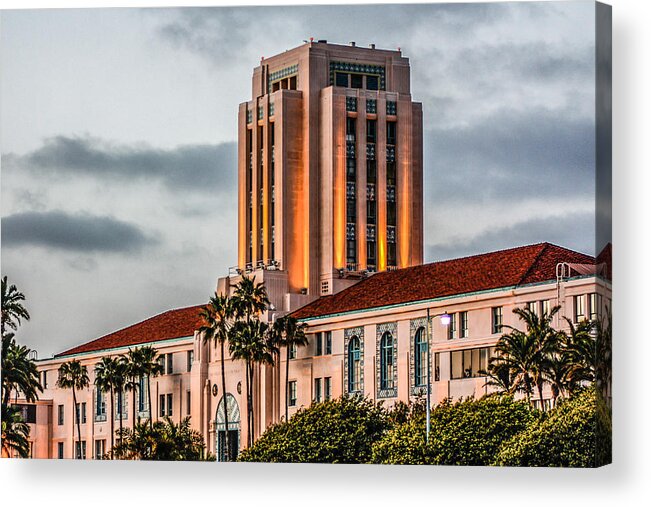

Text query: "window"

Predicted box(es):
[315, 332, 323, 356]
[460, 311, 468, 338]
[57, 442, 64, 459]
[324, 331, 332, 355]
[347, 158, 356, 181]
[540, 299, 551, 316]
[289, 343, 297, 360]
[166, 393, 173, 417]
[574, 295, 586, 322]
[387, 242, 397, 268]
[186, 390, 191, 415]
[351, 73, 363, 89]
[434, 352, 440, 382]
[366, 75, 379, 90]
[166, 353, 174, 374]
[187, 350, 194, 372]
[138, 377, 147, 413]
[289, 381, 297, 406]
[335, 72, 348, 87]
[348, 336, 362, 393]
[447, 313, 457, 340]
[380, 332, 394, 391]
[386, 161, 396, 186]
[42, 370, 48, 389]
[346, 117, 356, 139]
[367, 119, 377, 143]
[367, 159, 377, 183]
[414, 327, 427, 387]
[451, 347, 493, 379]
[75, 402, 86, 424]
[75, 441, 86, 460]
[115, 390, 127, 420]
[159, 394, 166, 417]
[492, 307, 503, 334]
[57, 404, 64, 425]
[589, 293, 600, 321]
[347, 239, 357, 266]
[386, 122, 397, 145]
[387, 201, 396, 227]
[314, 378, 322, 402]
[95, 389, 106, 421]
[324, 377, 332, 400]
[94, 439, 106, 460]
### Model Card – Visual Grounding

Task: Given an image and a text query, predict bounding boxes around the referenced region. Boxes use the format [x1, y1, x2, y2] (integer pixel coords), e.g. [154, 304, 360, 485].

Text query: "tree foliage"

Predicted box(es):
[372, 396, 535, 465]
[238, 396, 388, 463]
[112, 416, 210, 461]
[493, 387, 611, 467]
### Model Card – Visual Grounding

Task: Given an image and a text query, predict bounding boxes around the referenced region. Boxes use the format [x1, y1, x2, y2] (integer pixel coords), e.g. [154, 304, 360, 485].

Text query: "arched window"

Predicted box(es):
[414, 327, 427, 387]
[348, 336, 361, 393]
[380, 331, 394, 390]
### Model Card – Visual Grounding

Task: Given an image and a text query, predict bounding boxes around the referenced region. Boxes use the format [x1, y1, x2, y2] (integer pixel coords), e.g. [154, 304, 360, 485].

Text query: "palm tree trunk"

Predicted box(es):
[537, 380, 546, 412]
[249, 363, 255, 446]
[147, 376, 153, 430]
[72, 387, 81, 459]
[245, 361, 251, 447]
[220, 340, 230, 461]
[285, 345, 290, 421]
[132, 381, 136, 428]
[118, 389, 123, 445]
[110, 387, 115, 459]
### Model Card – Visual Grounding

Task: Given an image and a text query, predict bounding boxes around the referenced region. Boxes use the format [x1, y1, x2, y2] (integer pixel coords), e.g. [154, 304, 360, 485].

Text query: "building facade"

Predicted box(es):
[10, 42, 611, 460]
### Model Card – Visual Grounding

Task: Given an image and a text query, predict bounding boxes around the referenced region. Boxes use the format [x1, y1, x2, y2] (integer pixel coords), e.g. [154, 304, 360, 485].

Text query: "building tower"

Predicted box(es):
[224, 40, 423, 313]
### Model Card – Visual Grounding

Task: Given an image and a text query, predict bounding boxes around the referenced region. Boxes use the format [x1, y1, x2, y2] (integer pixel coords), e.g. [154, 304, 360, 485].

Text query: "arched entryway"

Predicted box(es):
[215, 393, 240, 462]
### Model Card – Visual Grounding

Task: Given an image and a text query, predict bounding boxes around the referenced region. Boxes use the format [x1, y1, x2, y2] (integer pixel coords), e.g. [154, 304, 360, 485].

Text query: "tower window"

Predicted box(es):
[336, 72, 349, 87]
[366, 75, 379, 90]
[351, 74, 363, 89]
[367, 120, 377, 143]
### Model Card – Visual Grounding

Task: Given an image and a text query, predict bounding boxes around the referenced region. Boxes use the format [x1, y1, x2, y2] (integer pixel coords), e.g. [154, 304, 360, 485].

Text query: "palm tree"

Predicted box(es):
[229, 318, 274, 447]
[95, 356, 127, 458]
[562, 317, 597, 393]
[2, 332, 42, 407]
[481, 359, 516, 395]
[232, 274, 270, 323]
[125, 347, 147, 428]
[57, 359, 90, 458]
[114, 356, 129, 445]
[199, 293, 234, 459]
[1, 403, 30, 458]
[272, 315, 308, 421]
[1, 275, 30, 335]
[492, 305, 561, 410]
[138, 345, 163, 429]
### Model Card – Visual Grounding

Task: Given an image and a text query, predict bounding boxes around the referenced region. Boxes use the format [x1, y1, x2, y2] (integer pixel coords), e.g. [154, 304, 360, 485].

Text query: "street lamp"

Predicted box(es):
[426, 308, 450, 443]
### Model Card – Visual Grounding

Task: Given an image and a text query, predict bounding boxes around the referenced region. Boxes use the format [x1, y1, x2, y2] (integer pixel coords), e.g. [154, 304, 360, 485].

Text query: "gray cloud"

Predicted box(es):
[423, 108, 595, 204]
[427, 211, 595, 262]
[1, 210, 158, 254]
[3, 136, 237, 194]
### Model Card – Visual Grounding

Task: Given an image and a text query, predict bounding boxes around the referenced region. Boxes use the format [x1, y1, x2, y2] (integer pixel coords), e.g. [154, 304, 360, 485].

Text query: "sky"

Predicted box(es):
[1, 1, 599, 357]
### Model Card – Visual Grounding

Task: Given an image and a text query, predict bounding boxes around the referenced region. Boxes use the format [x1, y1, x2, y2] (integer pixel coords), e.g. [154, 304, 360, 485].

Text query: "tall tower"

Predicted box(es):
[231, 40, 423, 312]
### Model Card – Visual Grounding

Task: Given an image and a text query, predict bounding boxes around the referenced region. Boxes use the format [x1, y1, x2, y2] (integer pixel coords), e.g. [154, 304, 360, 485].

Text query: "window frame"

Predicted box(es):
[379, 331, 394, 391]
[491, 306, 503, 334]
[347, 336, 362, 393]
[414, 327, 427, 387]
[288, 380, 297, 407]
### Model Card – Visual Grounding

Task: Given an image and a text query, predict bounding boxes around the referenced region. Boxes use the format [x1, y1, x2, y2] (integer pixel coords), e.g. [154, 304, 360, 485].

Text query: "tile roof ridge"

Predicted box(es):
[516, 243, 549, 286]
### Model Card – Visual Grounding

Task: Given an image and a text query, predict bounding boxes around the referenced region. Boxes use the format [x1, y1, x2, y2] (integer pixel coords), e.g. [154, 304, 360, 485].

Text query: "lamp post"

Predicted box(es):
[426, 308, 450, 443]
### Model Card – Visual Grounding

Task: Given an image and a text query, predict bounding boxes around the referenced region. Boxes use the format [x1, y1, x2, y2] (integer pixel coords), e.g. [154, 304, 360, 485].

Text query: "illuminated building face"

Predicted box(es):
[237, 41, 423, 297]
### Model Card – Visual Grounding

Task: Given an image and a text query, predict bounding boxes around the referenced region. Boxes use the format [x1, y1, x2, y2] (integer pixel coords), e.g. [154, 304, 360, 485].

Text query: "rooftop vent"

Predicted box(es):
[318, 39, 327, 43]
[369, 43, 376, 49]
[349, 41, 356, 47]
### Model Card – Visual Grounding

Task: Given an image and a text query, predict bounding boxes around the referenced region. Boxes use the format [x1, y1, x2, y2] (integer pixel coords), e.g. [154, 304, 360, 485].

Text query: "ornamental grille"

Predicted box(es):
[346, 181, 356, 199]
[330, 61, 386, 90]
[366, 99, 377, 114]
[387, 226, 396, 244]
[386, 145, 396, 162]
[366, 143, 375, 160]
[366, 184, 376, 201]
[387, 101, 397, 115]
[267, 64, 299, 92]
[346, 96, 357, 112]
[346, 141, 356, 158]
[367, 224, 376, 240]
[346, 223, 356, 240]
[246, 109, 253, 124]
[387, 185, 396, 202]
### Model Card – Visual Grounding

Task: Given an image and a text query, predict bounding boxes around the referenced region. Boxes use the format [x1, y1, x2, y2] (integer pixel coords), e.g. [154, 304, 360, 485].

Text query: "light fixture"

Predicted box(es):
[439, 313, 451, 326]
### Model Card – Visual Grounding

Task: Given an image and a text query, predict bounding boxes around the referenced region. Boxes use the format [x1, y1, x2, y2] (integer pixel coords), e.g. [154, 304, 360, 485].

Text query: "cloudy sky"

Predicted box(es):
[1, 1, 598, 357]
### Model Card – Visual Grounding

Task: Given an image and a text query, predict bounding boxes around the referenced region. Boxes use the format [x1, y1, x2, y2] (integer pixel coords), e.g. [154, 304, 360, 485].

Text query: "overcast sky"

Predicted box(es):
[1, 1, 598, 357]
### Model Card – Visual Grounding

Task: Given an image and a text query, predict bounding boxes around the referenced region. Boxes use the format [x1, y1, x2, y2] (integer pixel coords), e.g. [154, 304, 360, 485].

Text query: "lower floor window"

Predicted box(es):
[314, 378, 322, 402]
[289, 381, 297, 406]
[75, 440, 86, 460]
[57, 442, 64, 459]
[324, 377, 332, 401]
[450, 347, 495, 379]
[94, 439, 106, 459]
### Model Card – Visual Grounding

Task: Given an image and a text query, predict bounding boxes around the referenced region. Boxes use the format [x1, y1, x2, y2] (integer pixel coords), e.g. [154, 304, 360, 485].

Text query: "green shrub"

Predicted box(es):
[493, 388, 612, 467]
[373, 395, 535, 465]
[238, 395, 388, 463]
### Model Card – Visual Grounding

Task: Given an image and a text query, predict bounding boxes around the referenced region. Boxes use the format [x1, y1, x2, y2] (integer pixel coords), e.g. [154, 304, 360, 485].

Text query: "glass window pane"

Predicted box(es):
[451, 351, 463, 379]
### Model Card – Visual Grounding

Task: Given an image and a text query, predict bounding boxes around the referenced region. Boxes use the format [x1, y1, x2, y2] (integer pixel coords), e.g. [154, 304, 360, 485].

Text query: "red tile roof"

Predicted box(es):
[292, 243, 595, 320]
[56, 304, 205, 357]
